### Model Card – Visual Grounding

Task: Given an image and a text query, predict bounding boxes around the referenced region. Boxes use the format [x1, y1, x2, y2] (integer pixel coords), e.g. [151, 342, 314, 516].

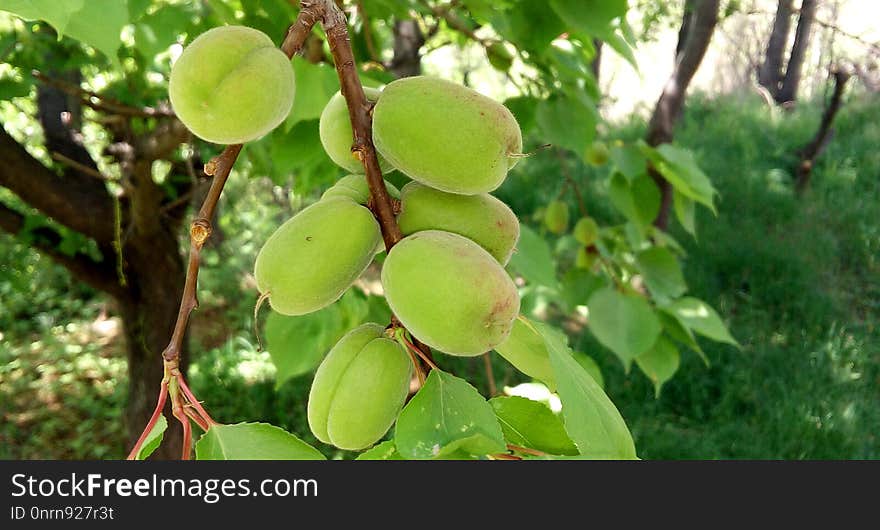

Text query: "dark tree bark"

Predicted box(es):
[757, 0, 795, 96]
[591, 38, 603, 81]
[647, 0, 721, 230]
[795, 69, 850, 192]
[388, 19, 424, 78]
[777, 0, 819, 104]
[676, 0, 698, 59]
[0, 68, 191, 459]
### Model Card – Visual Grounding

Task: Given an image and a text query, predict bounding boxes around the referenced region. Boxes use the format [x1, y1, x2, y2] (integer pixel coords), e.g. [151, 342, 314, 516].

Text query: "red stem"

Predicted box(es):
[126, 381, 169, 460]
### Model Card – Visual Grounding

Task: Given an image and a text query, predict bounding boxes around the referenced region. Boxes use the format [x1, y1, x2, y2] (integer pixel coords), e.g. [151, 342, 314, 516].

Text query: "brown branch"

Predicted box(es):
[355, 0, 383, 64]
[320, 0, 403, 249]
[795, 69, 851, 193]
[50, 151, 112, 181]
[160, 7, 321, 363]
[0, 126, 117, 243]
[32, 70, 175, 118]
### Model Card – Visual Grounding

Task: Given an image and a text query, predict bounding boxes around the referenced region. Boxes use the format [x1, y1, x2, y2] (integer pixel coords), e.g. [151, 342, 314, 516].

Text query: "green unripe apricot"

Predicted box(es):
[543, 200, 569, 234]
[396, 182, 520, 265]
[494, 316, 556, 391]
[319, 89, 393, 174]
[381, 230, 520, 356]
[585, 141, 610, 166]
[321, 174, 400, 205]
[169, 25, 295, 144]
[254, 199, 381, 315]
[575, 247, 598, 269]
[486, 42, 514, 72]
[308, 324, 412, 450]
[573, 216, 600, 246]
[373, 76, 523, 195]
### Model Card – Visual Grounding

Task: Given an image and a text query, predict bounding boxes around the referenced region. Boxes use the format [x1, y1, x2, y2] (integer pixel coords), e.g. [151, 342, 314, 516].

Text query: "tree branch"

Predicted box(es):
[0, 202, 123, 298]
[32, 70, 175, 118]
[160, 5, 322, 364]
[0, 126, 116, 242]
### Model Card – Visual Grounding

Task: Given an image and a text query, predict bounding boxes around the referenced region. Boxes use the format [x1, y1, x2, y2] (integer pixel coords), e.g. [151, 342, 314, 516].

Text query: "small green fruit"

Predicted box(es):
[319, 89, 393, 174]
[308, 324, 412, 450]
[494, 316, 556, 390]
[381, 230, 520, 356]
[543, 200, 569, 234]
[486, 42, 514, 72]
[373, 76, 523, 195]
[321, 174, 400, 205]
[575, 247, 597, 269]
[169, 25, 295, 144]
[254, 199, 381, 315]
[584, 141, 610, 166]
[396, 182, 520, 265]
[573, 217, 600, 246]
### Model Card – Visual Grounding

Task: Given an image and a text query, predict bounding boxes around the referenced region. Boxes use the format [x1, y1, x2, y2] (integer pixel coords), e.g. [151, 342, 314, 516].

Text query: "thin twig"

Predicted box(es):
[125, 381, 169, 460]
[555, 149, 588, 217]
[33, 70, 175, 118]
[50, 152, 112, 181]
[482, 352, 497, 397]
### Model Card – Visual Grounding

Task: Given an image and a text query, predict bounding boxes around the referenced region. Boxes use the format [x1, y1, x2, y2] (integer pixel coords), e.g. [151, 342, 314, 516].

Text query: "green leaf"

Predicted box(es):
[572, 351, 604, 390]
[490, 396, 578, 456]
[549, 0, 627, 36]
[503, 96, 539, 136]
[658, 310, 708, 365]
[635, 336, 680, 398]
[643, 143, 717, 212]
[356, 440, 403, 460]
[494, 316, 556, 391]
[64, 0, 128, 67]
[266, 290, 368, 386]
[610, 143, 647, 181]
[395, 370, 506, 459]
[673, 189, 696, 236]
[195, 422, 325, 460]
[608, 173, 660, 229]
[491, 0, 565, 53]
[587, 286, 662, 369]
[285, 57, 339, 129]
[537, 322, 637, 459]
[635, 246, 687, 303]
[133, 4, 191, 60]
[508, 224, 559, 290]
[536, 95, 597, 155]
[660, 297, 738, 346]
[0, 78, 30, 100]
[0, 0, 84, 36]
[560, 268, 606, 311]
[135, 414, 167, 461]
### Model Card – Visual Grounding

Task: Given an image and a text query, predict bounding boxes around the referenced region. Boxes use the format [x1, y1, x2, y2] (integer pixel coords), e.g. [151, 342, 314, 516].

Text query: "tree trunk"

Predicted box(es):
[777, 0, 818, 104]
[648, 0, 721, 229]
[795, 69, 850, 193]
[388, 19, 424, 78]
[757, 0, 795, 96]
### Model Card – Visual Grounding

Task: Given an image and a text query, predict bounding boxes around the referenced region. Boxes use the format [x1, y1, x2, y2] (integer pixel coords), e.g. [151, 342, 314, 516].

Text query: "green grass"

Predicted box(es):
[2, 93, 877, 459]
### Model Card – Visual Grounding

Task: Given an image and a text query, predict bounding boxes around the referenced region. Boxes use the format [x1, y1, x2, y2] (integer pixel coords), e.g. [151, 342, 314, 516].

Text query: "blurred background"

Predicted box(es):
[0, 0, 877, 460]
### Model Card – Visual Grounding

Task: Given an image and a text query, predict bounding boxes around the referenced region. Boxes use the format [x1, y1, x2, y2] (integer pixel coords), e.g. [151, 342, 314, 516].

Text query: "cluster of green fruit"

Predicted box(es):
[542, 199, 602, 270]
[168, 25, 526, 451]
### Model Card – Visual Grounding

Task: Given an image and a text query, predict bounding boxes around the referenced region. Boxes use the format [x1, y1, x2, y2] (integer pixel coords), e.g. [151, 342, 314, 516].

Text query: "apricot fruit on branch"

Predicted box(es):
[373, 76, 522, 195]
[169, 25, 295, 144]
[543, 200, 569, 235]
[308, 324, 412, 450]
[396, 182, 520, 265]
[585, 141, 610, 166]
[381, 230, 520, 356]
[320, 89, 393, 174]
[321, 173, 400, 205]
[573, 216, 599, 246]
[254, 199, 381, 315]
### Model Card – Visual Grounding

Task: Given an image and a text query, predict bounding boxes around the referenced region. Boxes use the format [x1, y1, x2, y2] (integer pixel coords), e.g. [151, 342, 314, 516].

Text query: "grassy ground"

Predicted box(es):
[1, 93, 877, 459]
